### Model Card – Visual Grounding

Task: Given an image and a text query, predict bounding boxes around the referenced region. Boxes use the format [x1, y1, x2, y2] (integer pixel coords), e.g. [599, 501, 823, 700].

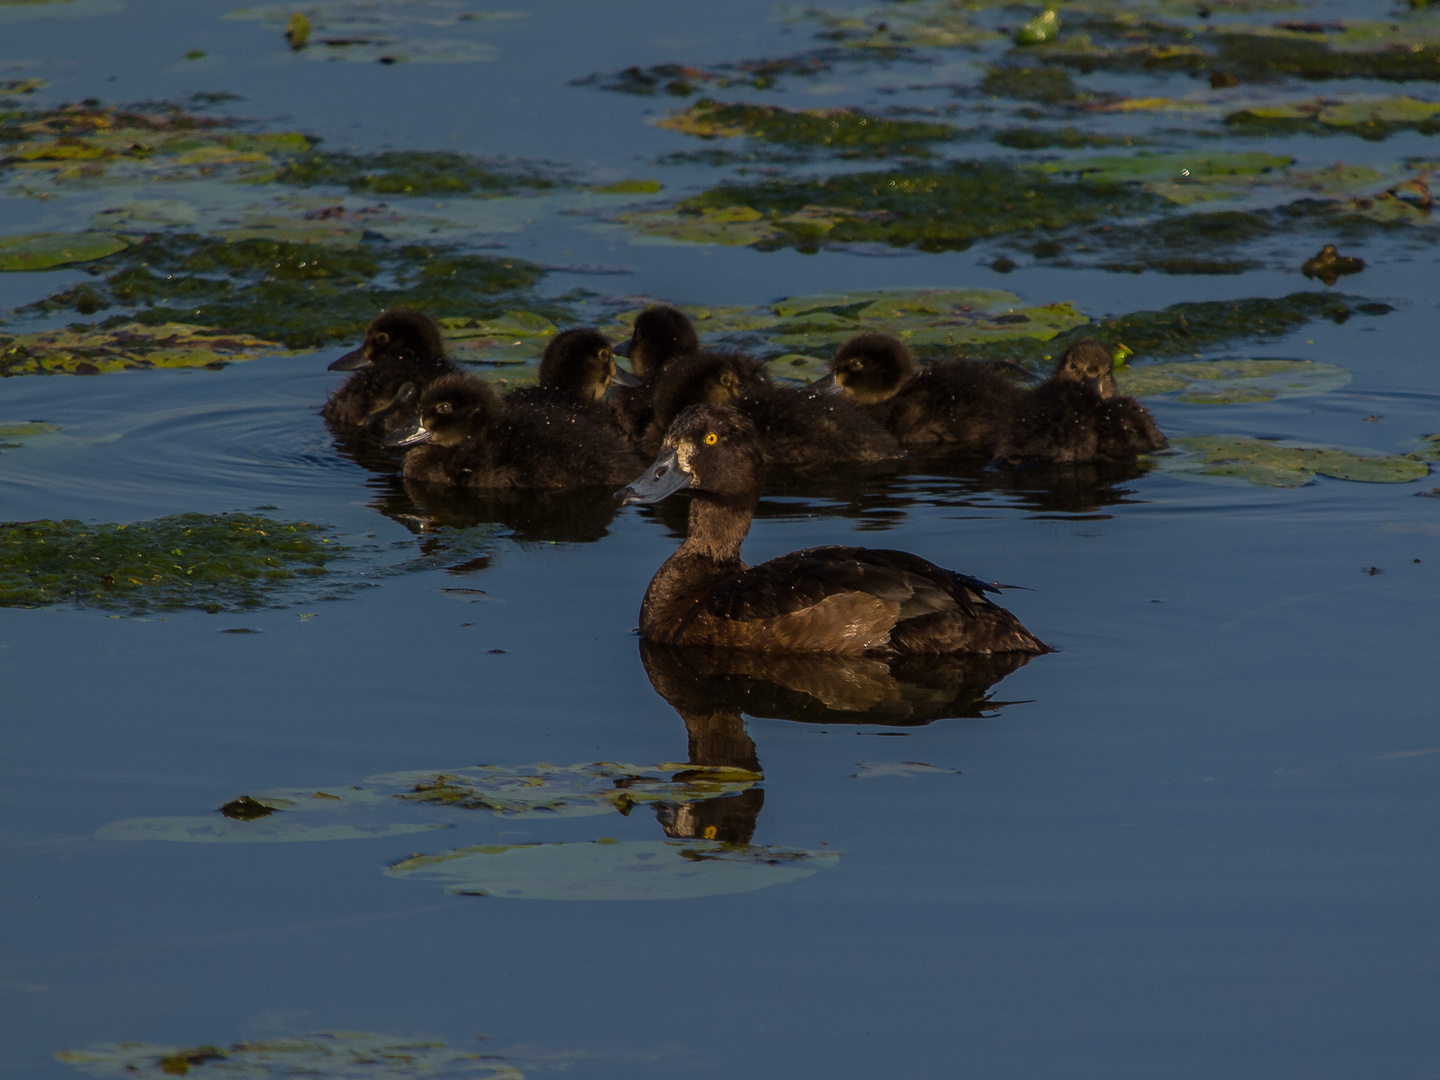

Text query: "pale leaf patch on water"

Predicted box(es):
[1160, 436, 1430, 487]
[1116, 358, 1351, 403]
[387, 839, 838, 900]
[849, 761, 960, 778]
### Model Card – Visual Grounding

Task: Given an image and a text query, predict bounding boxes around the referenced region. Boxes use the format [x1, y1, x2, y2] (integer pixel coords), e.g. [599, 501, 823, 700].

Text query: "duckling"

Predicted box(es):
[613, 304, 701, 433]
[385, 373, 645, 490]
[506, 327, 639, 443]
[827, 333, 1024, 454]
[997, 338, 1167, 464]
[644, 349, 904, 466]
[321, 309, 456, 438]
[617, 404, 1049, 656]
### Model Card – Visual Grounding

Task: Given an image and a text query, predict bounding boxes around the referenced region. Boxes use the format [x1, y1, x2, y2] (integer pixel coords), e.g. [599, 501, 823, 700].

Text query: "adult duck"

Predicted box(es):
[826, 332, 1025, 454]
[321, 309, 456, 438]
[385, 373, 644, 489]
[643, 349, 904, 466]
[997, 338, 1168, 464]
[617, 404, 1049, 655]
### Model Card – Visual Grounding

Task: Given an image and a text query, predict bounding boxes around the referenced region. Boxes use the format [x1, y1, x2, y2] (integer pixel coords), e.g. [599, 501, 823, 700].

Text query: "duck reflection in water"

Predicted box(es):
[367, 472, 622, 546]
[639, 639, 1034, 843]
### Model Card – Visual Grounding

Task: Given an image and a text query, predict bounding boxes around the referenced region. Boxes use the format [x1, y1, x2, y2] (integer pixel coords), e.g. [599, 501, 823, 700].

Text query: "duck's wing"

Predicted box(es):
[683, 546, 1046, 655]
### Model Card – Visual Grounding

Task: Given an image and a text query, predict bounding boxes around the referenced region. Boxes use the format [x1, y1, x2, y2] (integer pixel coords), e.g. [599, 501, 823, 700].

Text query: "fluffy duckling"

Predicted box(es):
[617, 404, 1049, 656]
[828, 333, 1024, 454]
[321, 309, 456, 437]
[506, 327, 638, 442]
[644, 350, 903, 466]
[385, 373, 644, 490]
[613, 305, 701, 432]
[997, 338, 1167, 464]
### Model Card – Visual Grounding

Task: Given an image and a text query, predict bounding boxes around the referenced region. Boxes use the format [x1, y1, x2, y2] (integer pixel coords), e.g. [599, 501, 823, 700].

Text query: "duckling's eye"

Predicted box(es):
[600, 348, 613, 362]
[436, 402, 454, 415]
[704, 432, 718, 446]
[373, 332, 390, 347]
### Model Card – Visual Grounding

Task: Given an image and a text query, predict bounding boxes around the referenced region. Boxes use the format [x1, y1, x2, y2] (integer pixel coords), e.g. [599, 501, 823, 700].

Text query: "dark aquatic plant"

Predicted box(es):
[274, 149, 559, 196]
[0, 514, 341, 613]
[19, 234, 559, 349]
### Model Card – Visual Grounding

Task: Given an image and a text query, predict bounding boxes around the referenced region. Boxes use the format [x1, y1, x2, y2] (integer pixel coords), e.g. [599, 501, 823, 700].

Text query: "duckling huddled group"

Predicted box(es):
[324, 304, 1167, 658]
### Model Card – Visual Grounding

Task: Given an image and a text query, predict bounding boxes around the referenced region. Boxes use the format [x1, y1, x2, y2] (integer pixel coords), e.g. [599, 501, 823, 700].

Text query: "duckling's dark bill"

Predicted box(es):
[382, 417, 433, 448]
[328, 346, 371, 372]
[610, 365, 643, 389]
[617, 450, 690, 505]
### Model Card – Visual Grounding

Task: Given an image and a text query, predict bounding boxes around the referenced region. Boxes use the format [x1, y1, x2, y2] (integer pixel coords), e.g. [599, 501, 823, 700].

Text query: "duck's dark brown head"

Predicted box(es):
[1051, 337, 1118, 399]
[830, 333, 916, 404]
[330, 309, 449, 373]
[627, 305, 700, 381]
[383, 373, 500, 448]
[539, 328, 619, 402]
[618, 404, 764, 508]
[650, 352, 765, 434]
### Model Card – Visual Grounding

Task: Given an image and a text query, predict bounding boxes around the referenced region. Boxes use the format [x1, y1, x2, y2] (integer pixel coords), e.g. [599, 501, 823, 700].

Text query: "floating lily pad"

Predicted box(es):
[1161, 436, 1430, 487]
[656, 98, 959, 156]
[0, 420, 59, 438]
[0, 514, 344, 612]
[56, 1033, 524, 1080]
[0, 322, 279, 376]
[387, 838, 839, 900]
[1227, 95, 1440, 137]
[590, 178, 662, 194]
[377, 761, 761, 817]
[1038, 150, 1292, 184]
[0, 231, 128, 270]
[850, 761, 960, 778]
[1116, 358, 1352, 402]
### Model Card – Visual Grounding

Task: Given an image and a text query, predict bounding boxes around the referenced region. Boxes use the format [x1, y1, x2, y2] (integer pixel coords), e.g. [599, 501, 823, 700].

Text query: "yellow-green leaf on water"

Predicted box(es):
[591, 178, 662, 194]
[1163, 436, 1430, 487]
[0, 322, 280, 376]
[620, 205, 779, 247]
[1037, 150, 1292, 183]
[0, 421, 59, 438]
[0, 231, 129, 270]
[1015, 8, 1059, 45]
[284, 10, 309, 48]
[1116, 359, 1352, 403]
[386, 838, 838, 900]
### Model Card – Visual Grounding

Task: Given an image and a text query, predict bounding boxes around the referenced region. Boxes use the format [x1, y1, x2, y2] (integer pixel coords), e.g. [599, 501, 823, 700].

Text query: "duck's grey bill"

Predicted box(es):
[382, 417, 433, 448]
[328, 346, 370, 372]
[617, 450, 690, 505]
[610, 365, 643, 389]
[809, 371, 842, 395]
[612, 337, 632, 358]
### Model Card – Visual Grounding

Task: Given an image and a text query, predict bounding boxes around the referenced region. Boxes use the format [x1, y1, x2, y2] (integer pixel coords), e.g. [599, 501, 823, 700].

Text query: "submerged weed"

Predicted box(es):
[274, 150, 557, 196]
[656, 98, 960, 156]
[0, 514, 342, 613]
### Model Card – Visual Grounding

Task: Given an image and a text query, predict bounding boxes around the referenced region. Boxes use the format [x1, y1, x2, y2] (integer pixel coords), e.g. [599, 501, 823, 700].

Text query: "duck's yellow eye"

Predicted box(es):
[704, 432, 718, 445]
[436, 402, 453, 415]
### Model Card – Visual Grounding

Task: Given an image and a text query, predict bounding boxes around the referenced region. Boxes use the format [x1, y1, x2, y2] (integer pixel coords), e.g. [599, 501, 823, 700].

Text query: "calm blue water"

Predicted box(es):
[2, 1, 1439, 1077]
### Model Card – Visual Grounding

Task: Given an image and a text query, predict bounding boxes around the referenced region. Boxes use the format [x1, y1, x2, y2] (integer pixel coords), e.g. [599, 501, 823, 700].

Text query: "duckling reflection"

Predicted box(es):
[369, 473, 622, 545]
[322, 309, 457, 440]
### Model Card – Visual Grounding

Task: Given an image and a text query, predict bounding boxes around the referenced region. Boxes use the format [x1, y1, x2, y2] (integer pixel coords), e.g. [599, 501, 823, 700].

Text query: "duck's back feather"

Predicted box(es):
[655, 545, 1046, 655]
